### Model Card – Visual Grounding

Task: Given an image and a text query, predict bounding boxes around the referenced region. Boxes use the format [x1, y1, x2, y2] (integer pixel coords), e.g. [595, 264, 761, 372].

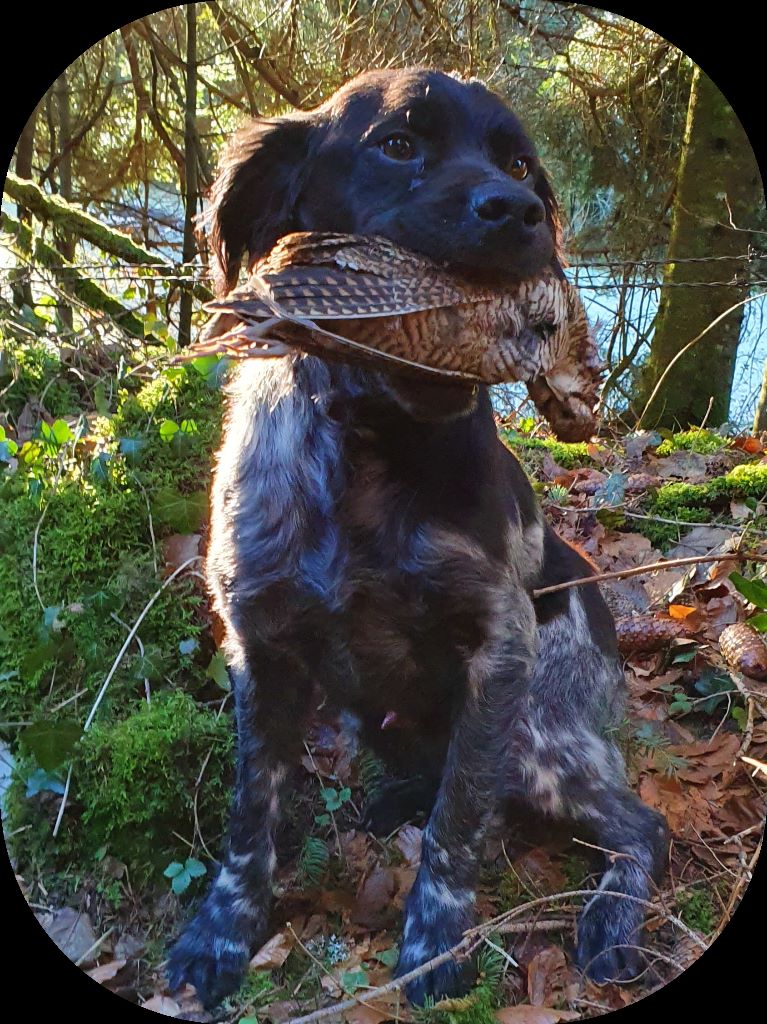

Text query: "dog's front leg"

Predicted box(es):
[396, 587, 536, 1004]
[167, 647, 308, 1007]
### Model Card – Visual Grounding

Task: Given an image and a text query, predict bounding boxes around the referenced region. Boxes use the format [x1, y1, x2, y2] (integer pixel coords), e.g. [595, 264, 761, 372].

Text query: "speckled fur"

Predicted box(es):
[167, 68, 668, 1008]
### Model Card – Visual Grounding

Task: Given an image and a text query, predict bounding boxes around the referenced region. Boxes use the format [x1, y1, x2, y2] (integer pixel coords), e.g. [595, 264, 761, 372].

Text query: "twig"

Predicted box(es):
[52, 556, 201, 836]
[741, 755, 767, 777]
[532, 553, 764, 598]
[729, 671, 755, 761]
[285, 887, 704, 1024]
[74, 925, 116, 967]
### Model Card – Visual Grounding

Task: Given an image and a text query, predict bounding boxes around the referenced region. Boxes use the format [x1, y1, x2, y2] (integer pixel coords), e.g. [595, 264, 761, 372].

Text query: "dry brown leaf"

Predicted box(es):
[732, 436, 763, 454]
[162, 533, 201, 575]
[496, 1007, 579, 1024]
[250, 929, 293, 970]
[264, 999, 303, 1023]
[668, 604, 698, 620]
[141, 994, 182, 1016]
[526, 946, 567, 1007]
[85, 958, 127, 983]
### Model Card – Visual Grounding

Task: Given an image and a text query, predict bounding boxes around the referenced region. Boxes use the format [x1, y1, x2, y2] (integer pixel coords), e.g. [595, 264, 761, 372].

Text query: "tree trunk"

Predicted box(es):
[9, 103, 39, 307]
[754, 360, 767, 433]
[637, 66, 763, 429]
[178, 3, 199, 349]
[54, 68, 75, 330]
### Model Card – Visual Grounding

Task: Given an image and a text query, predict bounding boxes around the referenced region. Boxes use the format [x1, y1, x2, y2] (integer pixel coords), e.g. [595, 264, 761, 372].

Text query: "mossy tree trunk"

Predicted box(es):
[178, 3, 199, 349]
[638, 66, 763, 429]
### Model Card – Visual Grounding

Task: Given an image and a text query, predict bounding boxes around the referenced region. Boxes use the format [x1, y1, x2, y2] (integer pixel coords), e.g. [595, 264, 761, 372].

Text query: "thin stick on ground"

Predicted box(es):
[531, 552, 767, 599]
[285, 888, 706, 1024]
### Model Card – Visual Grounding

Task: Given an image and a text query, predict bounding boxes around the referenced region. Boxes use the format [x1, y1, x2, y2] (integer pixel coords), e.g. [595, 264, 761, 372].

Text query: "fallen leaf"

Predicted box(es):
[250, 929, 293, 970]
[85, 958, 127, 983]
[140, 994, 182, 1016]
[496, 1007, 579, 1024]
[162, 533, 201, 575]
[36, 907, 98, 965]
[732, 436, 763, 454]
[526, 946, 567, 1006]
[668, 604, 698, 620]
[655, 450, 708, 482]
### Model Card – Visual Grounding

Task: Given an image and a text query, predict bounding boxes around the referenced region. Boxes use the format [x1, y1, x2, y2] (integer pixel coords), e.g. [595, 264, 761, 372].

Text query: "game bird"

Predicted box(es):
[189, 232, 603, 441]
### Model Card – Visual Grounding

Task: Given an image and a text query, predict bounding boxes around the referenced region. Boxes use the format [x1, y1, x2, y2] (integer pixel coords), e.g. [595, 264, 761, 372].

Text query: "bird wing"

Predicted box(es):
[204, 232, 491, 321]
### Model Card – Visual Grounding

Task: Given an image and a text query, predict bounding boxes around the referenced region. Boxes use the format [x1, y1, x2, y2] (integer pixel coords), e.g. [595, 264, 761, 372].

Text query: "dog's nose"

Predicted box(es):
[471, 184, 544, 229]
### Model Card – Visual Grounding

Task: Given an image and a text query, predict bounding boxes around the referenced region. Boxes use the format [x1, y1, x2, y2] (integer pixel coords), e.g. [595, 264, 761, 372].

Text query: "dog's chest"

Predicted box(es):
[327, 436, 512, 707]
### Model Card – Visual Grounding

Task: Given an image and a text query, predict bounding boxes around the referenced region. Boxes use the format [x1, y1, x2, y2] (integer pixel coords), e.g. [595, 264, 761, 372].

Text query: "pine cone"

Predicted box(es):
[615, 615, 690, 654]
[718, 622, 767, 680]
[188, 233, 603, 441]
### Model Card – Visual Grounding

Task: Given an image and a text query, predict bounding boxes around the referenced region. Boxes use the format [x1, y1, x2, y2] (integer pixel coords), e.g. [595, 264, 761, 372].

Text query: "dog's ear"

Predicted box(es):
[207, 115, 319, 295]
[535, 168, 566, 278]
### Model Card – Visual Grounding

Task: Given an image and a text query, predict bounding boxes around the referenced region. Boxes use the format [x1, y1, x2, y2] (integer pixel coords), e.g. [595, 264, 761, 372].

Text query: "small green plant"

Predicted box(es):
[297, 836, 330, 886]
[632, 723, 690, 776]
[164, 856, 207, 895]
[676, 887, 716, 934]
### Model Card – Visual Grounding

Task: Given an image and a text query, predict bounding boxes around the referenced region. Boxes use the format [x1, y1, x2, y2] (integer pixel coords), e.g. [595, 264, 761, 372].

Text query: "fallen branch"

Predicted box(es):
[285, 886, 705, 1024]
[532, 552, 766, 599]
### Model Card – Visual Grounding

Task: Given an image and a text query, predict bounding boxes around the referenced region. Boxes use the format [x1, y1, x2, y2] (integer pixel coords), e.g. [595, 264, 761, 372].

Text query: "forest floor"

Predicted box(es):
[2, 337, 766, 1022]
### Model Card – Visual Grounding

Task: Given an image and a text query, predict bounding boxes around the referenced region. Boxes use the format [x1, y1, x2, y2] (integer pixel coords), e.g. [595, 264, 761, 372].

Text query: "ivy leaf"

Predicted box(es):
[189, 354, 228, 388]
[21, 638, 61, 680]
[163, 862, 185, 879]
[119, 436, 146, 466]
[159, 419, 179, 443]
[374, 946, 399, 968]
[151, 487, 208, 532]
[25, 768, 67, 798]
[20, 719, 83, 771]
[340, 967, 369, 994]
[185, 858, 207, 879]
[593, 471, 628, 508]
[206, 652, 230, 689]
[729, 572, 767, 609]
[90, 452, 111, 482]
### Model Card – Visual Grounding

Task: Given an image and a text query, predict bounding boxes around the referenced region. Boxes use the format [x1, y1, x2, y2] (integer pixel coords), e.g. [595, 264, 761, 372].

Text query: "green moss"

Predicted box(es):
[637, 461, 767, 547]
[724, 462, 767, 499]
[500, 430, 595, 469]
[676, 887, 716, 934]
[656, 428, 730, 456]
[0, 334, 80, 417]
[74, 690, 234, 875]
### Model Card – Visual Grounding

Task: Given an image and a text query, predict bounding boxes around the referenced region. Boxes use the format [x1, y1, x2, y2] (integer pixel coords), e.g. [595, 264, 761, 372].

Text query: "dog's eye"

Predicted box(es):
[380, 133, 416, 161]
[509, 158, 529, 181]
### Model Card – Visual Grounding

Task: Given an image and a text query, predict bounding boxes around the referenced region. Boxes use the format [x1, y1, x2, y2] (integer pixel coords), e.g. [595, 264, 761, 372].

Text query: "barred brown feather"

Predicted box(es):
[187, 232, 603, 440]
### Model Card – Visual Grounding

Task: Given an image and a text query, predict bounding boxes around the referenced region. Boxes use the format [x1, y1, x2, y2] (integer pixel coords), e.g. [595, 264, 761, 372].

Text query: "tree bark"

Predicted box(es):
[637, 66, 763, 428]
[9, 103, 39, 308]
[754, 360, 767, 433]
[178, 3, 199, 349]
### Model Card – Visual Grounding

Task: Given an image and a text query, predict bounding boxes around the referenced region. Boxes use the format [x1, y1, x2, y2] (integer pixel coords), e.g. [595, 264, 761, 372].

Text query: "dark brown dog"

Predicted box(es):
[168, 68, 668, 1008]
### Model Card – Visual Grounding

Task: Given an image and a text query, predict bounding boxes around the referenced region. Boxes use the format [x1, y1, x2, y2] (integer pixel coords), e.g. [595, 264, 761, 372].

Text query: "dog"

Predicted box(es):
[167, 68, 669, 1008]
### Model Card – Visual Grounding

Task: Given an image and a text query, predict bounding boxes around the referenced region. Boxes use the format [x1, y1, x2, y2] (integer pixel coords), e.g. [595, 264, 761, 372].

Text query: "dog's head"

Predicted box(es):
[208, 68, 562, 296]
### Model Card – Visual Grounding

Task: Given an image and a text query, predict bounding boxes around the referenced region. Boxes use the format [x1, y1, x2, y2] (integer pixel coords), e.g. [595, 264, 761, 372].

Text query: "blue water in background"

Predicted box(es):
[493, 265, 767, 430]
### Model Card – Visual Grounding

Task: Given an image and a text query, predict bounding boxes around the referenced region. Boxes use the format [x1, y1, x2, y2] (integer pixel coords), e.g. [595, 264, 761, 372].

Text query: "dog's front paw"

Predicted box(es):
[576, 891, 644, 984]
[395, 875, 476, 1005]
[167, 899, 265, 1008]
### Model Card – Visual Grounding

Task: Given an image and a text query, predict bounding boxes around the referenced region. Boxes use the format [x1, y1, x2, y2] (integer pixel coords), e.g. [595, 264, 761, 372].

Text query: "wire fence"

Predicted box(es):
[2, 234, 766, 429]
